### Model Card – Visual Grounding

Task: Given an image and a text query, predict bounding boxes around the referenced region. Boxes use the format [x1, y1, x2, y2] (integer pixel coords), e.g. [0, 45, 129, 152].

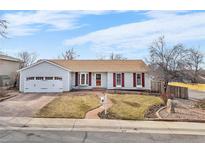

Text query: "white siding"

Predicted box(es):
[107, 72, 151, 90]
[0, 59, 20, 85]
[20, 62, 71, 92]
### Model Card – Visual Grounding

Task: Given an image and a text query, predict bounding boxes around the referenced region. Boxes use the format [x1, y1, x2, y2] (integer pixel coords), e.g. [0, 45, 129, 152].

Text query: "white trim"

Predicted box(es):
[136, 73, 142, 87]
[116, 73, 122, 87]
[79, 72, 88, 86]
[18, 60, 72, 72]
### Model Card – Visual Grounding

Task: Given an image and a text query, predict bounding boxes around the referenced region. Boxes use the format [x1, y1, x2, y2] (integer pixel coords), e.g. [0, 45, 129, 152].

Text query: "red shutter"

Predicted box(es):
[89, 72, 92, 86]
[113, 73, 116, 87]
[133, 73, 136, 87]
[122, 73, 124, 87]
[142, 73, 145, 87]
[75, 72, 78, 86]
[78, 74, 80, 85]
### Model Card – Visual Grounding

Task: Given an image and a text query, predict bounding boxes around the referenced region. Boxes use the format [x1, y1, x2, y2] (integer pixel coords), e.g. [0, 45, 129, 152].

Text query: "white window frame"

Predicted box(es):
[80, 73, 88, 86]
[136, 73, 142, 87]
[26, 77, 35, 81]
[116, 73, 122, 87]
[36, 77, 44, 80]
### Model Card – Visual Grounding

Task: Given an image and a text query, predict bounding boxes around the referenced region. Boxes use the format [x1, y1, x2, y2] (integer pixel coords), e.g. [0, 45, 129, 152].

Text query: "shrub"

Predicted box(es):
[160, 92, 172, 104]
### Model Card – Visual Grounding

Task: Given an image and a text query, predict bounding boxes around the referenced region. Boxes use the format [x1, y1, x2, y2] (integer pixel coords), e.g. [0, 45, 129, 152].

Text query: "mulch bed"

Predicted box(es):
[195, 99, 205, 110]
[158, 99, 205, 121]
[144, 104, 165, 119]
[98, 110, 119, 119]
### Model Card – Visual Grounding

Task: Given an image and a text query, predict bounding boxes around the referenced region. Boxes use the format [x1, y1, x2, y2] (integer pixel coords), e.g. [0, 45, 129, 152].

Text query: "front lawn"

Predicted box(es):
[36, 93, 100, 118]
[107, 94, 163, 120]
[169, 82, 205, 91]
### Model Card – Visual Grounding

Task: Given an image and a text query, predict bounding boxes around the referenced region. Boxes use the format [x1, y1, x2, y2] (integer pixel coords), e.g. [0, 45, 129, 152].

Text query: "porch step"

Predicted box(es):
[92, 88, 106, 91]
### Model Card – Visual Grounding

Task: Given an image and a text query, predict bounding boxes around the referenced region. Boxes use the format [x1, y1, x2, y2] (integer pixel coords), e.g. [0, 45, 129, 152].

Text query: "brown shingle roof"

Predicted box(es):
[50, 60, 149, 72]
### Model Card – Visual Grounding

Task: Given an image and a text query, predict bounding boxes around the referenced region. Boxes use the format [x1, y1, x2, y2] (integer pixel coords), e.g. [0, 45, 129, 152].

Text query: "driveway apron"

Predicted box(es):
[0, 93, 57, 117]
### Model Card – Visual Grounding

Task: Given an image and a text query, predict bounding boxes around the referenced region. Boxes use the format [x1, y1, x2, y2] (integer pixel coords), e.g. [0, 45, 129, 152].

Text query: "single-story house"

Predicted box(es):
[0, 54, 21, 87]
[18, 59, 151, 93]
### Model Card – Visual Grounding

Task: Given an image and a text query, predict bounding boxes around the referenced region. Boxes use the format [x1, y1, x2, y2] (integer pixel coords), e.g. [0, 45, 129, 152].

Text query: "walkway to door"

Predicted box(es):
[85, 92, 113, 119]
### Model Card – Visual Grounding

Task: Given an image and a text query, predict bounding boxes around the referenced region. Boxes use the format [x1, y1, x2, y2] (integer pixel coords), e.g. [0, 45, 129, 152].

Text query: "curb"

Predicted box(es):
[3, 121, 205, 135]
[147, 118, 205, 123]
[1, 117, 205, 135]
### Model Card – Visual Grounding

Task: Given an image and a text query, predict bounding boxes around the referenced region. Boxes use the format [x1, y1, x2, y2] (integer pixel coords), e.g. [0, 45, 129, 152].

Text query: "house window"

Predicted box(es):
[45, 77, 53, 80]
[36, 77, 44, 80]
[26, 77, 34, 81]
[54, 77, 62, 80]
[137, 74, 142, 86]
[80, 73, 88, 85]
[116, 73, 122, 87]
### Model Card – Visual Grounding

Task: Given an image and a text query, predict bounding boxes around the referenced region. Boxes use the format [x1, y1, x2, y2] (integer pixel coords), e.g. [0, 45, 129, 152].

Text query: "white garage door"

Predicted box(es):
[24, 76, 63, 93]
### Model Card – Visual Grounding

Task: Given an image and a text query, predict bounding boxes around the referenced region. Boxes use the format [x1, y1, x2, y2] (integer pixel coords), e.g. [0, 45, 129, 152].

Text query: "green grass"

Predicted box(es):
[107, 94, 163, 120]
[36, 94, 100, 118]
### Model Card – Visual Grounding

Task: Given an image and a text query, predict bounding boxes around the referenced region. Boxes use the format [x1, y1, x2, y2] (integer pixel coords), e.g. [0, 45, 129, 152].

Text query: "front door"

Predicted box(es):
[96, 74, 101, 87]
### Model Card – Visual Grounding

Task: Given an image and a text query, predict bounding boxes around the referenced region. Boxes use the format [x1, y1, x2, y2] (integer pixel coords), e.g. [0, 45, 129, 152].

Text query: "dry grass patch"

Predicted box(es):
[36, 94, 100, 118]
[107, 94, 163, 120]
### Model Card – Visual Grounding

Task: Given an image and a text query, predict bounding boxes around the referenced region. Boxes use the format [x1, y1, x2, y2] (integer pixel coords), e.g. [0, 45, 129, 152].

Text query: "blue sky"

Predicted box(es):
[0, 10, 205, 60]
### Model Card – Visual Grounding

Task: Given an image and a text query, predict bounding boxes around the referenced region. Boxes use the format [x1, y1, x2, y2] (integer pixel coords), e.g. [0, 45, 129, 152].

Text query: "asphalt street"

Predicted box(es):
[0, 129, 205, 143]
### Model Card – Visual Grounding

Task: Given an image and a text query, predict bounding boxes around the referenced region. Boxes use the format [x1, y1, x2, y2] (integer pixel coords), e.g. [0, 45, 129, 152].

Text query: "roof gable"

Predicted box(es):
[18, 60, 71, 72]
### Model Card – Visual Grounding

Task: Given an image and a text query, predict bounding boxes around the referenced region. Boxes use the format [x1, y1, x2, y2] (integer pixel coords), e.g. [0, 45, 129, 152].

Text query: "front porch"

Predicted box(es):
[71, 71, 150, 91]
[72, 72, 107, 89]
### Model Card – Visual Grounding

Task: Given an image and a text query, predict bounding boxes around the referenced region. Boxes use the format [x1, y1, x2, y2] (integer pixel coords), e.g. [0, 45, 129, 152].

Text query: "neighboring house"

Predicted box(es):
[18, 59, 151, 93]
[0, 54, 21, 87]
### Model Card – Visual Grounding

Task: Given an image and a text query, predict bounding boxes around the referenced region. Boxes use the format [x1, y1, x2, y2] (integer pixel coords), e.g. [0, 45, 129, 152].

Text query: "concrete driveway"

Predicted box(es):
[0, 93, 58, 117]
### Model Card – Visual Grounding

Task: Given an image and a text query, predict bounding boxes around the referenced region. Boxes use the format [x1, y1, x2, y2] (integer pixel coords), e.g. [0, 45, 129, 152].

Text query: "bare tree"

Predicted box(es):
[18, 51, 37, 68]
[148, 36, 189, 92]
[60, 48, 78, 60]
[0, 20, 7, 38]
[109, 52, 127, 60]
[187, 48, 204, 83]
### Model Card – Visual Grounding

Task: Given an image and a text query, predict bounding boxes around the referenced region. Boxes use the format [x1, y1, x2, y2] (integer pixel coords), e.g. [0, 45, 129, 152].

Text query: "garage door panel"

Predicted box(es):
[24, 80, 63, 93]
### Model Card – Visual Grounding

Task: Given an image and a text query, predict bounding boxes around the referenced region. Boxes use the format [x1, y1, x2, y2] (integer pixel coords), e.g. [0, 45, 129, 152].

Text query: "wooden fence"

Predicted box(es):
[151, 81, 188, 99]
[151, 81, 165, 93]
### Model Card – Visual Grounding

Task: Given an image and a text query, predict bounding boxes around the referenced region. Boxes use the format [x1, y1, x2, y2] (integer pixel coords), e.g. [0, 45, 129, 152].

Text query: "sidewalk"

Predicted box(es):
[1, 117, 205, 135]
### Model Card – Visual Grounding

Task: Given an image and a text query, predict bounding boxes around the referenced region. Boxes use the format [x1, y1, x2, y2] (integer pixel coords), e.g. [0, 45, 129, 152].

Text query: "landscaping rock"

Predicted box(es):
[167, 99, 175, 113]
